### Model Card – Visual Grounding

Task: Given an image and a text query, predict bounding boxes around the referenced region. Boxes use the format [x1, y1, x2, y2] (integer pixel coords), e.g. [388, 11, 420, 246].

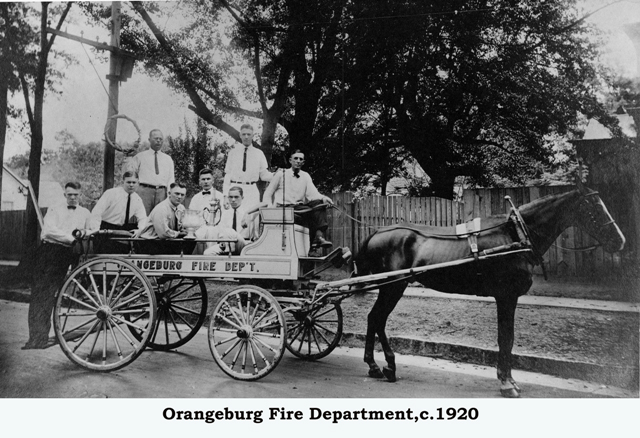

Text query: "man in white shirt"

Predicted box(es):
[188, 168, 223, 215]
[138, 182, 196, 255]
[222, 124, 272, 211]
[196, 186, 247, 255]
[23, 182, 93, 349]
[220, 186, 249, 237]
[90, 171, 148, 253]
[91, 171, 147, 233]
[257, 149, 334, 249]
[126, 129, 175, 214]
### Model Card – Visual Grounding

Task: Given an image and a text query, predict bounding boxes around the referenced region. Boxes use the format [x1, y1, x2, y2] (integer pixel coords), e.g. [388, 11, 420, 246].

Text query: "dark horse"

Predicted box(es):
[354, 184, 625, 397]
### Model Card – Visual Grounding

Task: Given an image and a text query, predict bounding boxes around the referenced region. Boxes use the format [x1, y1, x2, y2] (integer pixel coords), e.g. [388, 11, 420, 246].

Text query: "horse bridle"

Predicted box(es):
[580, 191, 617, 227]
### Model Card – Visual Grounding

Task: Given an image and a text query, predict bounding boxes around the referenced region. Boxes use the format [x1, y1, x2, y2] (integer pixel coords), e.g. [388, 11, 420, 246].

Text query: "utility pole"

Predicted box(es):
[103, 1, 121, 191]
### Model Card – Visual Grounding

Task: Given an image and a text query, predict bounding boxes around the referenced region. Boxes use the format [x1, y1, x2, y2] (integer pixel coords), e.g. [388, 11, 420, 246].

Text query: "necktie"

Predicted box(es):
[67, 205, 76, 210]
[125, 193, 131, 224]
[154, 151, 159, 175]
[293, 169, 300, 178]
[202, 191, 210, 195]
[232, 208, 237, 231]
[242, 147, 248, 172]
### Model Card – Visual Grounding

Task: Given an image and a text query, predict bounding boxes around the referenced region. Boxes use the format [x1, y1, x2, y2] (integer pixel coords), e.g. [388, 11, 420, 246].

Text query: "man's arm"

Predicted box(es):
[89, 192, 109, 230]
[42, 208, 75, 245]
[132, 196, 148, 236]
[258, 152, 273, 182]
[152, 206, 180, 239]
[167, 157, 175, 187]
[245, 172, 281, 215]
[305, 174, 333, 205]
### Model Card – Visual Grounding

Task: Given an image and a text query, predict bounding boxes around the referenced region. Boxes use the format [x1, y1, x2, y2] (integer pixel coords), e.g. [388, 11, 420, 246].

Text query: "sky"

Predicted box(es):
[3, 0, 640, 160]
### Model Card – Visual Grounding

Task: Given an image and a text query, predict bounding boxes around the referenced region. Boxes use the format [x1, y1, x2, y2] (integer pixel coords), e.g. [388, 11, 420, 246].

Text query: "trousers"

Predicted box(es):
[26, 242, 79, 346]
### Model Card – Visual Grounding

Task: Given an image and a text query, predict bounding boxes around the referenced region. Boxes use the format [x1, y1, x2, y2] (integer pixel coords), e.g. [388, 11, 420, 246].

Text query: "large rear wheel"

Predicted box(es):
[130, 277, 207, 351]
[53, 257, 156, 372]
[208, 286, 286, 381]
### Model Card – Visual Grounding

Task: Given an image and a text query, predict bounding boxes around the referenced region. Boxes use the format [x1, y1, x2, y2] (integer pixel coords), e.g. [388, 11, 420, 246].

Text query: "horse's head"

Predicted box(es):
[574, 182, 625, 253]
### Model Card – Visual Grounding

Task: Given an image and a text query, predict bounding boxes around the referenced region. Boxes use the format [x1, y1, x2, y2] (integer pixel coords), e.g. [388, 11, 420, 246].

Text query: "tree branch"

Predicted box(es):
[18, 72, 34, 130]
[45, 2, 72, 54]
[131, 1, 240, 141]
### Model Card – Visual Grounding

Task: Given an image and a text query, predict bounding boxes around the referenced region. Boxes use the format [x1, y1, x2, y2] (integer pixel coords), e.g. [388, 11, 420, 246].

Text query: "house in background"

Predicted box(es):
[1, 164, 65, 211]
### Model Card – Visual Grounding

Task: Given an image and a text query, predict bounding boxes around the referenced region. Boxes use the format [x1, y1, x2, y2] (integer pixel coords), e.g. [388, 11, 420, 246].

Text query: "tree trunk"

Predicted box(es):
[0, 2, 10, 208]
[0, 73, 7, 208]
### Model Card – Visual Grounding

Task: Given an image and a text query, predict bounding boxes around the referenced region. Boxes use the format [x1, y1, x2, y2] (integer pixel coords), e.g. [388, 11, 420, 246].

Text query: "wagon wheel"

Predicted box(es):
[53, 257, 156, 372]
[285, 302, 343, 360]
[208, 285, 286, 381]
[131, 277, 207, 351]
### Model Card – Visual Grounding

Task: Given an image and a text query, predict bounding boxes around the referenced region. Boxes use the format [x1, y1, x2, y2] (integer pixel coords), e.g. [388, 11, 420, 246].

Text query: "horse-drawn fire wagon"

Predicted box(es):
[52, 184, 625, 397]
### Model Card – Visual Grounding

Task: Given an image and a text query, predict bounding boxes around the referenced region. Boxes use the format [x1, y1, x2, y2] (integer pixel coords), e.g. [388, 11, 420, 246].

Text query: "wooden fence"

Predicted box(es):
[0, 210, 29, 259]
[327, 186, 626, 277]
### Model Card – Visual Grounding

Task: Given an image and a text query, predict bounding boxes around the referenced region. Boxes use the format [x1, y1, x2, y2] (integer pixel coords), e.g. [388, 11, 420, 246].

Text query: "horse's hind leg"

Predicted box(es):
[495, 294, 521, 398]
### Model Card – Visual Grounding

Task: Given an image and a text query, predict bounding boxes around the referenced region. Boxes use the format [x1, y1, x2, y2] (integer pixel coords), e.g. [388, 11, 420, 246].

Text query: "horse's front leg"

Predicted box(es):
[495, 294, 521, 398]
[364, 309, 384, 378]
[373, 284, 406, 382]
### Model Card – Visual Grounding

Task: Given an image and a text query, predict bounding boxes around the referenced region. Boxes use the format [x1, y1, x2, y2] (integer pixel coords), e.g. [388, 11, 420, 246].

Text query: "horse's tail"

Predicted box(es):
[353, 232, 376, 277]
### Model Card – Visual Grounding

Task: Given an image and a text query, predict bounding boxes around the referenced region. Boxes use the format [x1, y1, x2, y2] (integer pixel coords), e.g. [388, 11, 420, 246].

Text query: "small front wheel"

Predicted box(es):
[208, 286, 286, 381]
[285, 302, 343, 360]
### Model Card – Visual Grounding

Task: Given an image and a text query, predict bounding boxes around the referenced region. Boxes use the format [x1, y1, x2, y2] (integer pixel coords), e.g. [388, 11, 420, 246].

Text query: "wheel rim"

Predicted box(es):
[53, 257, 156, 372]
[208, 286, 286, 381]
[285, 302, 343, 360]
[129, 277, 207, 351]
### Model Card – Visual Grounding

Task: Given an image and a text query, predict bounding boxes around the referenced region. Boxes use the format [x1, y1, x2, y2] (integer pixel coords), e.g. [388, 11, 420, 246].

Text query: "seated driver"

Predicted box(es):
[249, 149, 333, 249]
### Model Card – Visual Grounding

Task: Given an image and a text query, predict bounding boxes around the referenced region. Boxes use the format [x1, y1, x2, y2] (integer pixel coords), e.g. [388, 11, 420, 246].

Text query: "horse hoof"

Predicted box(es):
[500, 387, 521, 398]
[368, 368, 384, 379]
[382, 366, 397, 382]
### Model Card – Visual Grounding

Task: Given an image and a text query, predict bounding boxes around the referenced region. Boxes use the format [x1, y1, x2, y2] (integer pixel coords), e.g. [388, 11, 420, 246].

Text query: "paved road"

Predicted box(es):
[0, 299, 630, 399]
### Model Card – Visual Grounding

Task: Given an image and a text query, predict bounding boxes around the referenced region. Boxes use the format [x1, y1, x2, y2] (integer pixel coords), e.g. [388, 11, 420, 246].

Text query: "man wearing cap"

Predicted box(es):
[23, 182, 93, 349]
[126, 129, 175, 214]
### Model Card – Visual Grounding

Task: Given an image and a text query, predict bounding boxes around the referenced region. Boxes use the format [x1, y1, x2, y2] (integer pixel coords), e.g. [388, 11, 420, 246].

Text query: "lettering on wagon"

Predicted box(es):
[136, 260, 183, 271]
[225, 262, 256, 272]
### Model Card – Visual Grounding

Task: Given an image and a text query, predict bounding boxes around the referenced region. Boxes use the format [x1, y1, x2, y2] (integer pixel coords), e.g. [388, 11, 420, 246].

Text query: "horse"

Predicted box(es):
[354, 184, 625, 397]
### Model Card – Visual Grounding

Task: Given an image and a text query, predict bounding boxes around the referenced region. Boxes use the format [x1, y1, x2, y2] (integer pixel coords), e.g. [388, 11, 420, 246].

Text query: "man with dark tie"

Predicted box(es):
[222, 124, 272, 238]
[23, 182, 93, 349]
[125, 129, 175, 214]
[92, 171, 147, 233]
[90, 171, 148, 253]
[220, 186, 249, 238]
[194, 186, 248, 256]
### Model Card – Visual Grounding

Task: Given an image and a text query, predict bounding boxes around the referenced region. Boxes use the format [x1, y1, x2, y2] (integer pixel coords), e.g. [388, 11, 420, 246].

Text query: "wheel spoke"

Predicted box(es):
[106, 266, 123, 303]
[208, 286, 285, 381]
[59, 316, 100, 340]
[105, 319, 124, 361]
[85, 268, 103, 305]
[55, 257, 156, 372]
[108, 277, 136, 307]
[71, 279, 101, 309]
[169, 307, 195, 329]
[169, 303, 202, 316]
